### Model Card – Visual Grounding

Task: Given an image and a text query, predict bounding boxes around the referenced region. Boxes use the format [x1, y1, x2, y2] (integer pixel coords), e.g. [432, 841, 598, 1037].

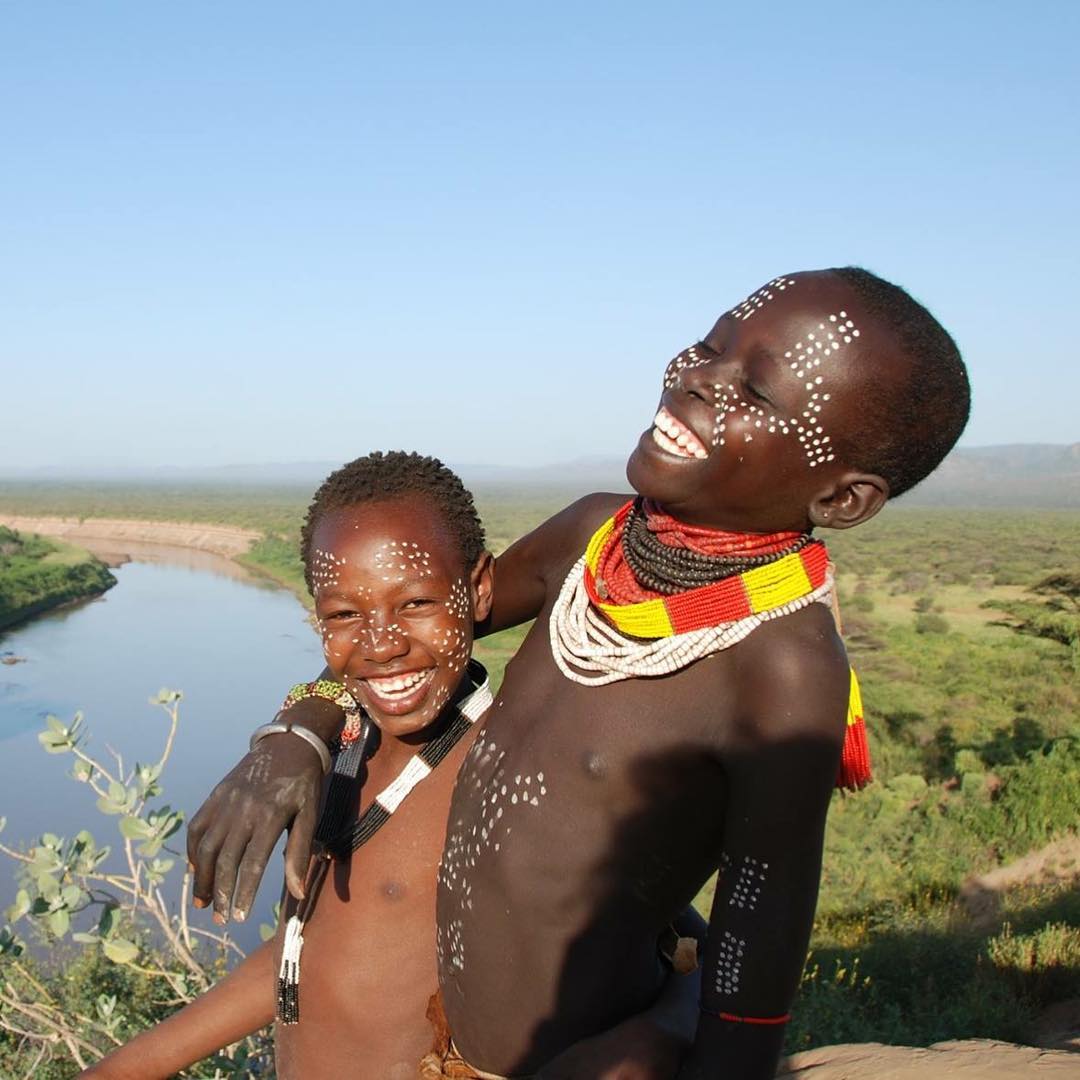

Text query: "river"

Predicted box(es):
[0, 542, 323, 952]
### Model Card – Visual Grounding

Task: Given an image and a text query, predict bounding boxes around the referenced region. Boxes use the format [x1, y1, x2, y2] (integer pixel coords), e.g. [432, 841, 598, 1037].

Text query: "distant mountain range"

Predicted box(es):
[2, 445, 1078, 509]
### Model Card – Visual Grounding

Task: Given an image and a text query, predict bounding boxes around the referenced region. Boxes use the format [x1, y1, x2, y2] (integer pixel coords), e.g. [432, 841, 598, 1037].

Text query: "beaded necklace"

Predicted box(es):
[276, 660, 492, 1024]
[549, 501, 871, 790]
[621, 499, 812, 595]
[585, 500, 831, 639]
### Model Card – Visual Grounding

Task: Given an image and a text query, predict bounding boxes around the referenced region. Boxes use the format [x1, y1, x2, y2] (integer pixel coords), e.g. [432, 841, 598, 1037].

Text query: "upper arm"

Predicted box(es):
[478, 492, 628, 635]
[685, 631, 849, 1071]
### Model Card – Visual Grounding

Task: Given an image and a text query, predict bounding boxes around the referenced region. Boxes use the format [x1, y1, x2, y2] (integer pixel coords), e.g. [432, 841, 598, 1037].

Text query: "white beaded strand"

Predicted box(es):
[549, 555, 834, 686]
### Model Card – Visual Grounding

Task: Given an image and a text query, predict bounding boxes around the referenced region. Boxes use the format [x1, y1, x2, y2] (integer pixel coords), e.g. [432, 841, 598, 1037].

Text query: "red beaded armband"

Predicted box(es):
[700, 1006, 791, 1025]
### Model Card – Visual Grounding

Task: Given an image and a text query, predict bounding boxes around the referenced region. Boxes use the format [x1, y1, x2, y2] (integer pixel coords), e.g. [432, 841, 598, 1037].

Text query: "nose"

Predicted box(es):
[672, 345, 726, 398]
[361, 622, 411, 664]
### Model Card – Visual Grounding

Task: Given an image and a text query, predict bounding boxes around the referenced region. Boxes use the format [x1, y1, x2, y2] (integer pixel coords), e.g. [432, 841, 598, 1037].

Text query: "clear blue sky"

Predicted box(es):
[2, 2, 1077, 470]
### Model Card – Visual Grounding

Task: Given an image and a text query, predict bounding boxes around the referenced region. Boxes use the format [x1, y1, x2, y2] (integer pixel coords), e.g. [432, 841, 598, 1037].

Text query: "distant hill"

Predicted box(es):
[2, 444, 1078, 509]
[897, 443, 1080, 508]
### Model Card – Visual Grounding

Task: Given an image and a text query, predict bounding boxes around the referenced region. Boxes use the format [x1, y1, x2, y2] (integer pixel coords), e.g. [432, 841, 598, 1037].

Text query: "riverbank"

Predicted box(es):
[0, 527, 118, 631]
[0, 514, 315, 606]
[0, 515, 261, 559]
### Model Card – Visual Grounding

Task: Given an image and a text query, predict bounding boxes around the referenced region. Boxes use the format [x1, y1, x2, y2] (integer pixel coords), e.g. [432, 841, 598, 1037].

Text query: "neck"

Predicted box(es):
[378, 668, 474, 762]
[648, 501, 812, 535]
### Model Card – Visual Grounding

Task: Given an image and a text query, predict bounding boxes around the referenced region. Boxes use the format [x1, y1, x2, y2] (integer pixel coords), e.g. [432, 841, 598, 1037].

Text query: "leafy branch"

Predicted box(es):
[0, 692, 273, 1076]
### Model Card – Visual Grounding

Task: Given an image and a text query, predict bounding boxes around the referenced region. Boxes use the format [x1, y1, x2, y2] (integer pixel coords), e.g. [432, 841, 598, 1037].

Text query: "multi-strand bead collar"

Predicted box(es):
[549, 500, 871, 791]
[583, 499, 830, 640]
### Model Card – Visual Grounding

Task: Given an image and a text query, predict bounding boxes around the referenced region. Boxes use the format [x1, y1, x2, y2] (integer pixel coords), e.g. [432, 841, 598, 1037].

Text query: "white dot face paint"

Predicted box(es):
[729, 276, 797, 322]
[664, 342, 717, 391]
[308, 499, 484, 739]
[698, 307, 858, 469]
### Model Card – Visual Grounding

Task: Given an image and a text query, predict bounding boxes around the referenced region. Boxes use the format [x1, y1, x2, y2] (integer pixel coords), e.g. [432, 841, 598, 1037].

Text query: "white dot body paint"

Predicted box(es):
[437, 727, 549, 976]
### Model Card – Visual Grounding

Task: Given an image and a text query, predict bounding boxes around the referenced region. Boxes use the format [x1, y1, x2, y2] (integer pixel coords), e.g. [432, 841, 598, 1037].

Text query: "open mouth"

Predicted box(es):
[356, 668, 437, 715]
[651, 406, 708, 459]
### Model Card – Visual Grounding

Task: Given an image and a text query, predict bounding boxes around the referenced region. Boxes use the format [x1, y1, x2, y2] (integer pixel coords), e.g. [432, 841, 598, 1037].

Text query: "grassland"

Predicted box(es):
[2, 481, 1077, 1052]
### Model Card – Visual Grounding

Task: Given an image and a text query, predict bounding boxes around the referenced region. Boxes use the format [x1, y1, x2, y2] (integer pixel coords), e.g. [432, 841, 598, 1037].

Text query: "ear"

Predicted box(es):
[808, 472, 889, 531]
[469, 550, 495, 622]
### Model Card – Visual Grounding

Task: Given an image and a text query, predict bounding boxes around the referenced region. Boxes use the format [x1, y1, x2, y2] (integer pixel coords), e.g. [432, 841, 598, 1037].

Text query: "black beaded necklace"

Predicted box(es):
[621, 499, 811, 596]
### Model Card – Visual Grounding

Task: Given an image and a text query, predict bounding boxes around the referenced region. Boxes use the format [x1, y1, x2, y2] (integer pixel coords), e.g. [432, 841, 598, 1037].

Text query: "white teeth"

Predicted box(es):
[651, 407, 707, 459]
[365, 670, 431, 697]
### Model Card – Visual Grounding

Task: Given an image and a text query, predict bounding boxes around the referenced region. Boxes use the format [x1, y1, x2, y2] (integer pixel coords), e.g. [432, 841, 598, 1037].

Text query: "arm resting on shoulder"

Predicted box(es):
[479, 493, 628, 636]
[80, 938, 276, 1079]
[186, 688, 343, 920]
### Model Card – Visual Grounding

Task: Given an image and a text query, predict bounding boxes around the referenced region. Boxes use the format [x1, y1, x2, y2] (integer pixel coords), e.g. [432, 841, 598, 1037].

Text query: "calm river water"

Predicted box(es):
[0, 545, 323, 951]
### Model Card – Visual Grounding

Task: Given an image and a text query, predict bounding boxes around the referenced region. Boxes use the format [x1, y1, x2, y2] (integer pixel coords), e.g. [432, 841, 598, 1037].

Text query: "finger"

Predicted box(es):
[185, 793, 217, 870]
[211, 826, 254, 924]
[231, 826, 280, 921]
[191, 816, 234, 909]
[284, 796, 318, 900]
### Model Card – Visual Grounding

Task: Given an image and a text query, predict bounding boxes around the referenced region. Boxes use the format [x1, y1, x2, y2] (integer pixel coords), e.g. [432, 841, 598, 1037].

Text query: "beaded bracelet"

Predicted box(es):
[281, 680, 366, 746]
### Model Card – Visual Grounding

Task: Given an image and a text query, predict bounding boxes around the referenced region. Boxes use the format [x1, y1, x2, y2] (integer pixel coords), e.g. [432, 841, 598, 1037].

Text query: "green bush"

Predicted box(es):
[914, 612, 949, 635]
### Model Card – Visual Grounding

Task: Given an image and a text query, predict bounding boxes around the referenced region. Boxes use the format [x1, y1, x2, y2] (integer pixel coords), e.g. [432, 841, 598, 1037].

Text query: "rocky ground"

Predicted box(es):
[779, 1037, 1077, 1077]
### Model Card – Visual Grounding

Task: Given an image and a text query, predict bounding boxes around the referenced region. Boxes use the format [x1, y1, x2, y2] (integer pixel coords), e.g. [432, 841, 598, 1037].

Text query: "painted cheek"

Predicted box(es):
[708, 383, 784, 451]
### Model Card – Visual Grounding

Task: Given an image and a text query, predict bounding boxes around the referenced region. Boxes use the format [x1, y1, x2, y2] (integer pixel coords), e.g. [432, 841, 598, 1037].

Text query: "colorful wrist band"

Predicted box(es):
[281, 680, 365, 745]
[250, 721, 333, 774]
[700, 1006, 791, 1025]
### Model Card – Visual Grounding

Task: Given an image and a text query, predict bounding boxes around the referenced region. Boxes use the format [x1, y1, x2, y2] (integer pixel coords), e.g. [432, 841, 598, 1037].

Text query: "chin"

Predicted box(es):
[367, 704, 442, 740]
[626, 434, 701, 506]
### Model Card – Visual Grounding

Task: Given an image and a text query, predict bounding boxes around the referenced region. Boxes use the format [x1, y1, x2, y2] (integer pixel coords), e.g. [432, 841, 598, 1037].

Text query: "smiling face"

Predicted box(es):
[626, 271, 900, 532]
[309, 494, 493, 740]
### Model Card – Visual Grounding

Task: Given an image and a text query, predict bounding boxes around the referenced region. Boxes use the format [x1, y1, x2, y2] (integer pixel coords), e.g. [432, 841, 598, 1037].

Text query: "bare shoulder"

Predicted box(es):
[483, 492, 630, 633]
[511, 491, 629, 583]
[729, 602, 850, 745]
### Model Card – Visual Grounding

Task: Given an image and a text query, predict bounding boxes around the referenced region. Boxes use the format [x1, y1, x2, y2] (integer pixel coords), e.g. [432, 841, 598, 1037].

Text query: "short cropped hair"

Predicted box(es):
[829, 267, 970, 499]
[300, 451, 486, 592]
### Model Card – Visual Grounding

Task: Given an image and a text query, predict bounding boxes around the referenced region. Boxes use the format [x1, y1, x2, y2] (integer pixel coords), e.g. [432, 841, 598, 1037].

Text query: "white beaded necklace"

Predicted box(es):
[550, 554, 834, 687]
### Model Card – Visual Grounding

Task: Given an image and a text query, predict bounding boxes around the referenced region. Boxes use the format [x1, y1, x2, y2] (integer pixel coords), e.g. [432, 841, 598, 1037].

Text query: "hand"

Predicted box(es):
[186, 733, 323, 921]
[536, 1016, 685, 1080]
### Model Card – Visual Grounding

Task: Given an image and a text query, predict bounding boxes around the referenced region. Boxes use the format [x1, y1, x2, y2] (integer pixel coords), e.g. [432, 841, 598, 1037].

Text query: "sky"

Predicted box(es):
[2, 1, 1077, 471]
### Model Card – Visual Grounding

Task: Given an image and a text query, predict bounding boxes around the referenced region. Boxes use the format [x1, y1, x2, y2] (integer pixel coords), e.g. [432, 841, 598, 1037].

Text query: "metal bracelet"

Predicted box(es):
[249, 720, 333, 775]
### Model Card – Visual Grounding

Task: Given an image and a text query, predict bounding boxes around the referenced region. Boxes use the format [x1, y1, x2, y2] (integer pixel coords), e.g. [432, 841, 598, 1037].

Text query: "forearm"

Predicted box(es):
[84, 940, 276, 1078]
[682, 740, 838, 1078]
[677, 1016, 785, 1080]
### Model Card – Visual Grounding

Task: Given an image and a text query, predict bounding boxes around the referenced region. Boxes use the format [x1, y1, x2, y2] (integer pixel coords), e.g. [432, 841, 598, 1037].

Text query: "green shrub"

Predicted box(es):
[914, 613, 949, 634]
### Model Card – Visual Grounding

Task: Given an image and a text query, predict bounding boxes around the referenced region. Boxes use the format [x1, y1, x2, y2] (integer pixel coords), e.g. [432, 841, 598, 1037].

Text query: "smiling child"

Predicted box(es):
[82, 454, 497, 1078]
[186, 267, 970, 1079]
